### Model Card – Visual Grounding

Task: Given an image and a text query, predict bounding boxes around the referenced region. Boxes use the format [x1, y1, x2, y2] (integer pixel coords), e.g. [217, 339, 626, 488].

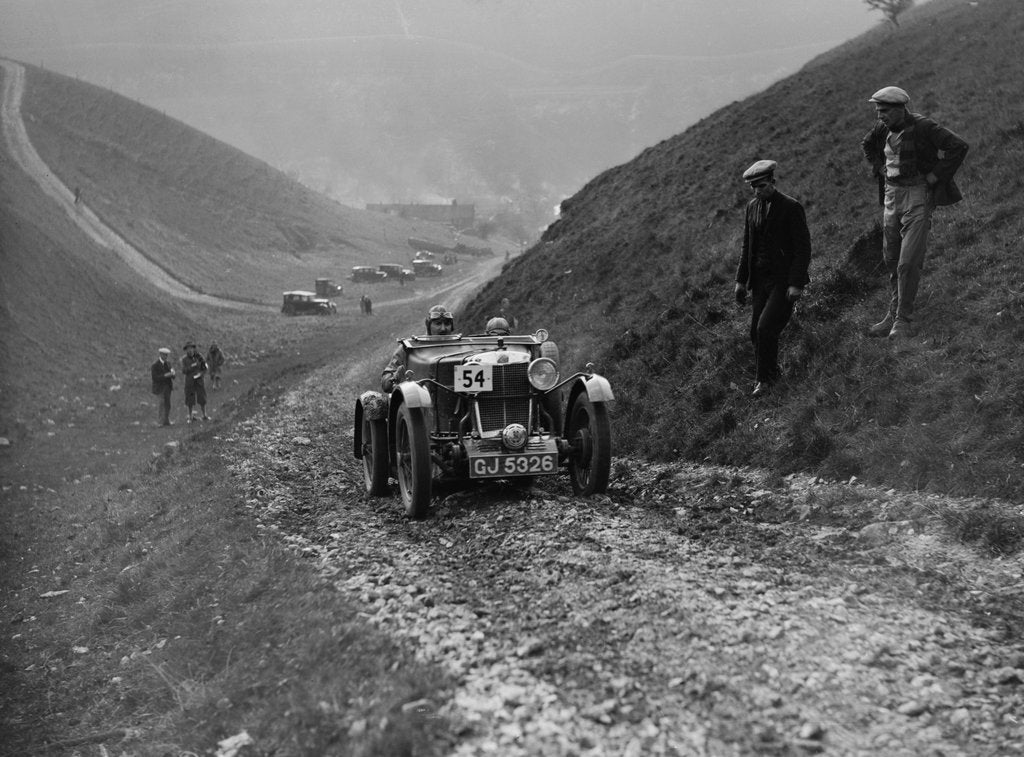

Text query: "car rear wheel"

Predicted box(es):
[395, 403, 432, 518]
[361, 416, 389, 496]
[567, 395, 611, 495]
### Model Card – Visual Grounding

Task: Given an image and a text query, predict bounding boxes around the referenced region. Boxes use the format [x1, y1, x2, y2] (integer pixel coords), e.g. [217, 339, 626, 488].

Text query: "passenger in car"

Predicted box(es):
[380, 305, 455, 392]
[485, 317, 510, 336]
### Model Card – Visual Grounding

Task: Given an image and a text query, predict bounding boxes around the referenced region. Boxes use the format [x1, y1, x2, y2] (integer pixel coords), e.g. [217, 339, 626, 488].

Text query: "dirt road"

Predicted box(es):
[222, 328, 1024, 756]
[3, 57, 1021, 757]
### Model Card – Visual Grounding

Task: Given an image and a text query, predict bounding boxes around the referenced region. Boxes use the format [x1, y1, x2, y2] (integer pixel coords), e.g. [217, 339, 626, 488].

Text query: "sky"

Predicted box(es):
[0, 1, 894, 74]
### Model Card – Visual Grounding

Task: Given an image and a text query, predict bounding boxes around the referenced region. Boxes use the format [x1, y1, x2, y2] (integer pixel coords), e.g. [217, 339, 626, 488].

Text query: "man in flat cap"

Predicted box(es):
[734, 160, 812, 397]
[150, 347, 176, 426]
[862, 85, 969, 339]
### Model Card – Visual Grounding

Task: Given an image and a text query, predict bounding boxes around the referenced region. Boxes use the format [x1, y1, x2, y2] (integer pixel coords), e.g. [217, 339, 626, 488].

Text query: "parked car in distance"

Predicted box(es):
[315, 278, 343, 297]
[378, 263, 416, 280]
[413, 259, 444, 277]
[281, 291, 337, 316]
[351, 266, 387, 283]
[353, 327, 613, 518]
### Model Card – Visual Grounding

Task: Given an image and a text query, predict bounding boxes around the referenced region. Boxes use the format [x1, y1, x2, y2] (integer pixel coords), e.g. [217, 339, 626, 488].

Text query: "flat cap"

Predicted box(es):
[868, 86, 910, 105]
[182, 340, 197, 350]
[158, 347, 171, 355]
[742, 160, 777, 183]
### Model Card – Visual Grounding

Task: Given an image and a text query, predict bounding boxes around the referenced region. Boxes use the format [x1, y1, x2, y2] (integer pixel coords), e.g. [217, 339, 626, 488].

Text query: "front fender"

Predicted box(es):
[393, 381, 433, 410]
[581, 374, 614, 404]
[388, 383, 434, 464]
[563, 374, 614, 438]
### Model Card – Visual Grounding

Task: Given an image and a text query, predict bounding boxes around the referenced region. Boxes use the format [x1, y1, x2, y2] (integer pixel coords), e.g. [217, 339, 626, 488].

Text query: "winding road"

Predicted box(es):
[0, 59, 274, 311]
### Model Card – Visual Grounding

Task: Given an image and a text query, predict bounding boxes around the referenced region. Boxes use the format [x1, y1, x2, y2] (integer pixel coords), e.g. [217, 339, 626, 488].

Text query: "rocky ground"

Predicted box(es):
[220, 354, 1024, 757]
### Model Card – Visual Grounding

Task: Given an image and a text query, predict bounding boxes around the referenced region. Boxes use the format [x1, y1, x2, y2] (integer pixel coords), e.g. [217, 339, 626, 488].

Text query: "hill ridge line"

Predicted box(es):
[0, 59, 267, 313]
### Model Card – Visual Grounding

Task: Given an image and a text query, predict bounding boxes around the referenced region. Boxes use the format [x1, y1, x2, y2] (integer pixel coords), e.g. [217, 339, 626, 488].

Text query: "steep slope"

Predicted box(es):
[464, 0, 1024, 498]
[14, 63, 469, 304]
[0, 60, 498, 433]
[0, 139, 203, 428]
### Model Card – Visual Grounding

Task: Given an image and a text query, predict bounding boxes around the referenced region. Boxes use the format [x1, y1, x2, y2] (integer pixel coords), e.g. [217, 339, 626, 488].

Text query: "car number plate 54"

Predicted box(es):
[470, 453, 557, 478]
[455, 363, 493, 392]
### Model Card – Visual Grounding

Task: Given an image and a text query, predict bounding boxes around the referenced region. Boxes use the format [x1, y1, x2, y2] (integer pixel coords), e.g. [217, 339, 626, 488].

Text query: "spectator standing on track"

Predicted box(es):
[206, 342, 225, 390]
[734, 159, 812, 398]
[181, 340, 210, 423]
[150, 347, 176, 426]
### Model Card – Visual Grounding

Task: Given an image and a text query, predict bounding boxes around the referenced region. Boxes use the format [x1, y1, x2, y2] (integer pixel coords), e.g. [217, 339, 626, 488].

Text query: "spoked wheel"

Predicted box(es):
[395, 402, 432, 518]
[567, 395, 611, 495]
[361, 415, 389, 496]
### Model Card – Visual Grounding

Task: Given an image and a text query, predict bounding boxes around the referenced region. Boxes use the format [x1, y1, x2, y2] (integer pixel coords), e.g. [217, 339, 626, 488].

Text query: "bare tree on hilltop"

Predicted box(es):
[865, 0, 915, 27]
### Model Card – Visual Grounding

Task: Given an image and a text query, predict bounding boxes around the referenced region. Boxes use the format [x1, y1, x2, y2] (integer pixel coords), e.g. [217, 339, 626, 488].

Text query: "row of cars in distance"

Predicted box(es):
[351, 255, 444, 283]
[281, 253, 446, 316]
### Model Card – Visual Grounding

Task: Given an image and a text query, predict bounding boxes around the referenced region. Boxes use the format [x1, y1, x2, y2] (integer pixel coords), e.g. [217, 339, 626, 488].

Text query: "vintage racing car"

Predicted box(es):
[353, 328, 613, 518]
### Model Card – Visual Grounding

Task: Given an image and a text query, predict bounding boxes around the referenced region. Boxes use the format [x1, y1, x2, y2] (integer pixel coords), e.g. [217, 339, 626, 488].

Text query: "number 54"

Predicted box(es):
[454, 364, 492, 392]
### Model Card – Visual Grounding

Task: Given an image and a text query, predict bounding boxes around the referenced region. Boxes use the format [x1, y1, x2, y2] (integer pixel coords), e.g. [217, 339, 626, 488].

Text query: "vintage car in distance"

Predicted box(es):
[315, 277, 343, 297]
[353, 327, 613, 518]
[412, 259, 444, 277]
[378, 263, 416, 281]
[351, 266, 388, 283]
[281, 290, 337, 316]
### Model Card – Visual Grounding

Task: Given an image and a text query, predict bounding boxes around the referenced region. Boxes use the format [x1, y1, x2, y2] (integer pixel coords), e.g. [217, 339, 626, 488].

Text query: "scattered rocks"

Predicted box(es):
[221, 367, 1024, 757]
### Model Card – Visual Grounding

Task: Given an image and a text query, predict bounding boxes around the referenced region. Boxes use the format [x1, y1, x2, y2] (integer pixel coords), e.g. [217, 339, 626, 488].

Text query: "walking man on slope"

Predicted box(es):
[861, 85, 969, 339]
[734, 160, 812, 398]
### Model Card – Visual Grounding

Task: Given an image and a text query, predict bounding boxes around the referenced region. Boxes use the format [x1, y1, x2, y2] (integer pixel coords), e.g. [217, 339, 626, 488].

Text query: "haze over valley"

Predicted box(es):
[0, 0, 886, 236]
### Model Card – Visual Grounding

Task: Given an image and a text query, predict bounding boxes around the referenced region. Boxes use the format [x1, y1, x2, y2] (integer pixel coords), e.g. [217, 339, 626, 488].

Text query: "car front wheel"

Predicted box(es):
[567, 395, 611, 495]
[395, 402, 432, 518]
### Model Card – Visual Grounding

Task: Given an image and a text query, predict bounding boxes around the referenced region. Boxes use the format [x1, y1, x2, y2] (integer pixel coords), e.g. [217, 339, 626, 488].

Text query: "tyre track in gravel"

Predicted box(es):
[221, 339, 1024, 756]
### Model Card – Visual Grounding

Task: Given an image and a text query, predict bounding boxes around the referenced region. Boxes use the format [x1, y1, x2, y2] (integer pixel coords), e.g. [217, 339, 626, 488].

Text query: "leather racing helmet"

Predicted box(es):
[485, 316, 510, 336]
[425, 304, 454, 335]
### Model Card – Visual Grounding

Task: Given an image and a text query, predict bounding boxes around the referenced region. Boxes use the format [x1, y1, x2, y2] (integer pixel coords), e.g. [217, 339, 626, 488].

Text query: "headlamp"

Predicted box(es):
[527, 358, 559, 391]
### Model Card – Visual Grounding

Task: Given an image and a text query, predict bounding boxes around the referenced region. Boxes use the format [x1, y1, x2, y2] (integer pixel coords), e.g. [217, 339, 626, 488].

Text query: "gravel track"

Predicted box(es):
[221, 349, 1024, 757]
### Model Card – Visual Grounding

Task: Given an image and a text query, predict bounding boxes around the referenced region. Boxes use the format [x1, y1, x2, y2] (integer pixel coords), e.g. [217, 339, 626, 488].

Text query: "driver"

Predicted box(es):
[380, 304, 454, 392]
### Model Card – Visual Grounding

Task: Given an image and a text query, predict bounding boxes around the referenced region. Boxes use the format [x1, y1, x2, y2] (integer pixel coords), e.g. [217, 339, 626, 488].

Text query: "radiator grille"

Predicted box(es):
[477, 363, 530, 432]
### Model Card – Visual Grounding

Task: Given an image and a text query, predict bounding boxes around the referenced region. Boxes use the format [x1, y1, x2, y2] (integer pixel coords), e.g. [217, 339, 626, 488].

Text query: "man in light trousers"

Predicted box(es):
[861, 85, 968, 339]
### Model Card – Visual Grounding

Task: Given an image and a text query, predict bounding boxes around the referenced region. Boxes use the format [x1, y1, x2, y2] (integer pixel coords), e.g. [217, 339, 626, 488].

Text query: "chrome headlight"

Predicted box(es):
[534, 328, 549, 343]
[501, 423, 528, 450]
[527, 357, 559, 391]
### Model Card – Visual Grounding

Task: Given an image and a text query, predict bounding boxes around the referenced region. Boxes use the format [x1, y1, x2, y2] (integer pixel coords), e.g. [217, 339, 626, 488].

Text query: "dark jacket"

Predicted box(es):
[736, 190, 812, 291]
[207, 346, 225, 373]
[181, 353, 207, 386]
[380, 344, 406, 392]
[861, 112, 969, 206]
[151, 358, 174, 394]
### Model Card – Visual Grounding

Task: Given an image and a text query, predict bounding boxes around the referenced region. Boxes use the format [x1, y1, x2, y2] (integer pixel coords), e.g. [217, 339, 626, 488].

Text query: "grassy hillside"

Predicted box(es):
[0, 61, 511, 435]
[464, 0, 1024, 498]
[16, 63, 486, 304]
